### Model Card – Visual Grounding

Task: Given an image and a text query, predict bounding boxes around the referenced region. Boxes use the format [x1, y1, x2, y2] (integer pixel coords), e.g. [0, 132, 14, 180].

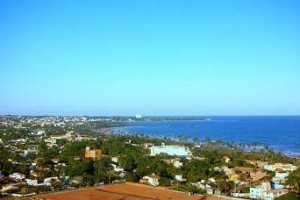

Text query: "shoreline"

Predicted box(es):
[110, 125, 300, 158]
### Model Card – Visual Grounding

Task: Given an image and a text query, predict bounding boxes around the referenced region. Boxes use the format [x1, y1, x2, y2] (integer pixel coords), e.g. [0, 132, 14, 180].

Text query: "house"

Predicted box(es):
[250, 182, 272, 199]
[173, 159, 183, 168]
[26, 179, 39, 186]
[9, 173, 25, 180]
[140, 174, 160, 186]
[84, 147, 102, 159]
[275, 172, 288, 179]
[250, 171, 268, 181]
[175, 174, 186, 182]
[271, 181, 284, 189]
[247, 160, 268, 169]
[264, 163, 297, 172]
[163, 158, 183, 168]
[22, 149, 39, 157]
[71, 176, 83, 185]
[234, 166, 254, 174]
[264, 189, 288, 200]
[44, 177, 59, 186]
[208, 178, 216, 183]
[223, 156, 231, 163]
[111, 164, 124, 173]
[112, 157, 119, 163]
[191, 182, 206, 190]
[222, 166, 233, 176]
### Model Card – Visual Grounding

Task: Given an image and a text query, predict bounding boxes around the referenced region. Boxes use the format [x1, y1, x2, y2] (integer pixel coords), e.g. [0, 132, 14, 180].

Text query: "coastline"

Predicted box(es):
[109, 117, 300, 158]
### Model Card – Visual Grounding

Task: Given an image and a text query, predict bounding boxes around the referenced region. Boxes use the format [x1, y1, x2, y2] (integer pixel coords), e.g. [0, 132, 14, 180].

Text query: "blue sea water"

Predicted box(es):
[114, 116, 300, 156]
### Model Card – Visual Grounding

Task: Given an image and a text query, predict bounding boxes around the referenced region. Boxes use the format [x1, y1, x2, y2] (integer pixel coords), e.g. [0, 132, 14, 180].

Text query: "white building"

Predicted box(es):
[26, 179, 38, 186]
[250, 182, 271, 199]
[264, 189, 288, 200]
[149, 145, 191, 156]
[141, 174, 160, 186]
[264, 163, 297, 172]
[175, 174, 186, 182]
[111, 164, 124, 173]
[191, 182, 206, 190]
[9, 173, 25, 180]
[112, 157, 119, 163]
[275, 172, 289, 179]
[135, 114, 142, 119]
[44, 177, 59, 186]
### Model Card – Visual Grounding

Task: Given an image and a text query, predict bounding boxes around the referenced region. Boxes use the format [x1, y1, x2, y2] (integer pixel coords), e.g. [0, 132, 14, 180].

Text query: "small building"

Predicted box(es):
[9, 173, 25, 180]
[264, 163, 297, 172]
[112, 157, 119, 163]
[85, 147, 102, 159]
[264, 189, 288, 200]
[175, 174, 186, 182]
[275, 172, 288, 179]
[44, 177, 59, 186]
[173, 158, 183, 168]
[140, 174, 160, 186]
[223, 156, 231, 163]
[26, 179, 38, 186]
[71, 176, 83, 185]
[250, 182, 272, 199]
[250, 171, 268, 181]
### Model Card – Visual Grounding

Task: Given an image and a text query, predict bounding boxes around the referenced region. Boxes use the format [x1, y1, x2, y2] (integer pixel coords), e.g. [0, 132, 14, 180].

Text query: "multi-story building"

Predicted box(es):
[84, 147, 102, 159]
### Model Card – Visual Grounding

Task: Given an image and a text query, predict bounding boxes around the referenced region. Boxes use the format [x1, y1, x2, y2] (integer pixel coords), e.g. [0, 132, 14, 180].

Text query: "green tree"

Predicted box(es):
[125, 172, 138, 182]
[158, 177, 171, 186]
[94, 156, 113, 183]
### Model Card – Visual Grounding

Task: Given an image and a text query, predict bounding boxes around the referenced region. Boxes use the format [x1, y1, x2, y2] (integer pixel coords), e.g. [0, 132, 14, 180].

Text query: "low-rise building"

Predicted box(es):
[140, 174, 160, 186]
[250, 182, 272, 199]
[84, 147, 102, 159]
[264, 189, 288, 200]
[9, 173, 25, 180]
[264, 163, 297, 172]
[275, 172, 289, 179]
[175, 174, 186, 182]
[26, 179, 38, 186]
[250, 171, 268, 181]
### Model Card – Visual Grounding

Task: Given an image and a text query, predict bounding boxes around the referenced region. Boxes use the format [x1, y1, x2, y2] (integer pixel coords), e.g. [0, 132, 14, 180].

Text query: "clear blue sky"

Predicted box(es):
[1, 0, 300, 116]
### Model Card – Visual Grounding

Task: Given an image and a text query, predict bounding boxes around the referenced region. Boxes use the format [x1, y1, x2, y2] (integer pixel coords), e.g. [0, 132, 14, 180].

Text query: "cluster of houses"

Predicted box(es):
[0, 115, 299, 199]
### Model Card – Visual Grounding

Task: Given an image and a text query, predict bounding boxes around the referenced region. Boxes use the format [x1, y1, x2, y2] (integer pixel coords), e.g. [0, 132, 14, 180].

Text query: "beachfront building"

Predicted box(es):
[149, 145, 191, 156]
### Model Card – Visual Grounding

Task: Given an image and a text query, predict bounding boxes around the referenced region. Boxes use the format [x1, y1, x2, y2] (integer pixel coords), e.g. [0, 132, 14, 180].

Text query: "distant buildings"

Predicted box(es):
[84, 147, 102, 159]
[135, 114, 142, 119]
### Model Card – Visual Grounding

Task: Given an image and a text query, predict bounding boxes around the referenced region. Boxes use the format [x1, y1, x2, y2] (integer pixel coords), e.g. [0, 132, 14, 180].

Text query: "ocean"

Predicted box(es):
[113, 116, 300, 156]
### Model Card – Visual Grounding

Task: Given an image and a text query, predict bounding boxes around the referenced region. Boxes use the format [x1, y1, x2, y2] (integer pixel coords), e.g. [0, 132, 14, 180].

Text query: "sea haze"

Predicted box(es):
[115, 116, 300, 156]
